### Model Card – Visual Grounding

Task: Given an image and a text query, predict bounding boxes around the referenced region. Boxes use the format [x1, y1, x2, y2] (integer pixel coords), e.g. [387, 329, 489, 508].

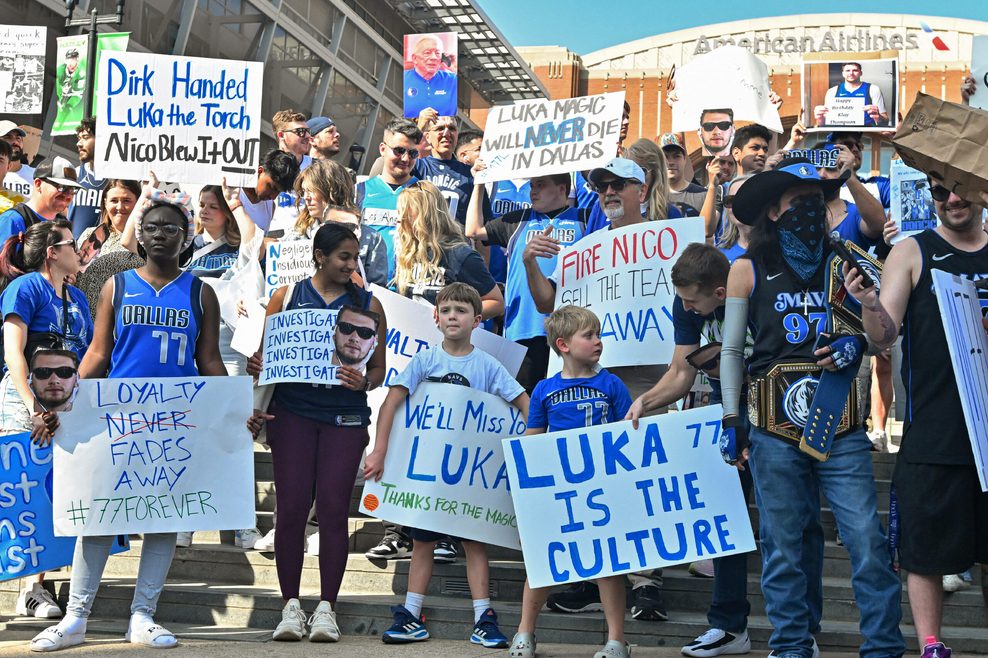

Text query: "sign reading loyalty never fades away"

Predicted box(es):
[503, 406, 756, 588]
[96, 51, 263, 187]
[52, 377, 255, 536]
[475, 92, 625, 184]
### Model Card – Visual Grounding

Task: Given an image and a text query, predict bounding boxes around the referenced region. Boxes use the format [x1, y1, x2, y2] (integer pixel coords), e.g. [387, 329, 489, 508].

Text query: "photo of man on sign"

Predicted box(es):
[698, 108, 735, 157]
[805, 58, 897, 131]
[330, 306, 378, 370]
[403, 32, 458, 119]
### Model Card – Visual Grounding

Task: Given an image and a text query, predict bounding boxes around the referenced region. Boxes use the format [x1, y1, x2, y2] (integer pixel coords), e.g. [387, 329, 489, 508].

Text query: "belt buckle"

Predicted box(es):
[762, 362, 852, 442]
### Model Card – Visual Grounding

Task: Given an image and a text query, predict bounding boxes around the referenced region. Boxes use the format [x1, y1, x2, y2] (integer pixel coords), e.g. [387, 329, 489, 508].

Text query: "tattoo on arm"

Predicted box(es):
[865, 295, 899, 346]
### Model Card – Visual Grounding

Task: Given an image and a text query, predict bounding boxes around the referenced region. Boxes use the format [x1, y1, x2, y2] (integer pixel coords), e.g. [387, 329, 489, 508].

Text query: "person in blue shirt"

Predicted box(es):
[813, 143, 884, 250]
[827, 131, 892, 210]
[510, 304, 631, 658]
[403, 34, 457, 118]
[0, 156, 81, 245]
[815, 63, 888, 128]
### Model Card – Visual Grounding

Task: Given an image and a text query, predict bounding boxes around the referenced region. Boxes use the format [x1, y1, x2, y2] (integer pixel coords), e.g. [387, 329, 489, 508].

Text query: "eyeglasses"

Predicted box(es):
[929, 184, 952, 202]
[337, 321, 376, 340]
[592, 178, 633, 193]
[32, 366, 76, 380]
[44, 180, 77, 194]
[701, 121, 732, 132]
[285, 127, 310, 138]
[387, 144, 420, 159]
[52, 238, 78, 252]
[142, 223, 183, 237]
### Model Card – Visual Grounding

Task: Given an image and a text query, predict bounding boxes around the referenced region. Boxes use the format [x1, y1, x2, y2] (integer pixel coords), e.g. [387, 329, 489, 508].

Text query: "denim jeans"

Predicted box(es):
[748, 428, 904, 658]
[66, 533, 177, 618]
[707, 465, 753, 633]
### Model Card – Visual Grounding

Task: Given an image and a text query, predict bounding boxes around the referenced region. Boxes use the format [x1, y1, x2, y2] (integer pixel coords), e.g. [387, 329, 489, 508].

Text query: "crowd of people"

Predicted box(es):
[0, 70, 985, 658]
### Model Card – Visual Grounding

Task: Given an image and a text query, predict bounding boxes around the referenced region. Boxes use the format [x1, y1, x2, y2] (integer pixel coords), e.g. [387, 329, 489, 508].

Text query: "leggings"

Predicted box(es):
[67, 533, 177, 618]
[268, 406, 368, 602]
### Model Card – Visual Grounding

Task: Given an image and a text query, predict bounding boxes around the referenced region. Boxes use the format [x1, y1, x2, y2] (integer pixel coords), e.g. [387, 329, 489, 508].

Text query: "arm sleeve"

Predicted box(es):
[720, 296, 749, 417]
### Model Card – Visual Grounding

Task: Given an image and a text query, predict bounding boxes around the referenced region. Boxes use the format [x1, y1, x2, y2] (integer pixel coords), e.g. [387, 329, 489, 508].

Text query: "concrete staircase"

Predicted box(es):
[3, 443, 987, 653]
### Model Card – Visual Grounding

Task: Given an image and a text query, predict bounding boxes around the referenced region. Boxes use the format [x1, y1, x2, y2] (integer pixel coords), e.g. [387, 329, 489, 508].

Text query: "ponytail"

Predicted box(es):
[0, 220, 73, 293]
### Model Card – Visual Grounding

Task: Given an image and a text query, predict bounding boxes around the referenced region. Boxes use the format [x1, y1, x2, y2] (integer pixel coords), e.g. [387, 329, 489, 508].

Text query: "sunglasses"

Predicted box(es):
[285, 127, 310, 137]
[142, 223, 183, 236]
[387, 144, 419, 159]
[593, 178, 633, 193]
[33, 366, 76, 380]
[701, 121, 732, 131]
[337, 321, 376, 340]
[52, 238, 78, 252]
[929, 184, 952, 202]
[45, 180, 77, 194]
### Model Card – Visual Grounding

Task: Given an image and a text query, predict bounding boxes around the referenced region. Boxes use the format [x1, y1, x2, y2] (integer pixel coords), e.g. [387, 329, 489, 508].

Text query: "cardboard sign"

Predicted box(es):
[403, 32, 458, 119]
[890, 160, 937, 243]
[53, 32, 129, 136]
[802, 53, 899, 132]
[932, 271, 988, 492]
[96, 51, 262, 186]
[52, 377, 255, 536]
[0, 26, 45, 114]
[264, 239, 314, 299]
[360, 383, 525, 548]
[0, 433, 126, 581]
[548, 219, 706, 372]
[971, 36, 988, 112]
[476, 92, 625, 184]
[503, 406, 756, 588]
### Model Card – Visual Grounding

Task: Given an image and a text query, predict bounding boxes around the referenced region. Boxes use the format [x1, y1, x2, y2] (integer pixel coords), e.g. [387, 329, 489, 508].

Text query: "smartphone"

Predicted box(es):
[828, 232, 874, 289]
[266, 229, 285, 239]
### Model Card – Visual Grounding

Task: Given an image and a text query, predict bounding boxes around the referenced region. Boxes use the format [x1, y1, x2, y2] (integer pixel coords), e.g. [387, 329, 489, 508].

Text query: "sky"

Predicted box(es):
[474, 0, 986, 54]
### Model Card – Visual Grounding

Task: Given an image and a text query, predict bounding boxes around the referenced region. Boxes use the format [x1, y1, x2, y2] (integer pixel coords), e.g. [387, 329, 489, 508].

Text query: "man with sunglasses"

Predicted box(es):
[0, 156, 81, 245]
[698, 109, 735, 157]
[331, 307, 378, 369]
[413, 116, 492, 226]
[28, 348, 78, 417]
[845, 173, 988, 658]
[0, 120, 33, 199]
[269, 109, 314, 235]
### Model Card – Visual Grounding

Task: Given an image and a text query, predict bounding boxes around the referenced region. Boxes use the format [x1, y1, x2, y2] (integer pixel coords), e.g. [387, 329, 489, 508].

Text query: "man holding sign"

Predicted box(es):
[815, 63, 888, 128]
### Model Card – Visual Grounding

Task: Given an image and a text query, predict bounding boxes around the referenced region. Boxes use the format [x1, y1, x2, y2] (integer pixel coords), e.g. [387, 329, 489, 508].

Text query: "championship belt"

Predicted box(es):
[799, 334, 864, 461]
[824, 242, 883, 334]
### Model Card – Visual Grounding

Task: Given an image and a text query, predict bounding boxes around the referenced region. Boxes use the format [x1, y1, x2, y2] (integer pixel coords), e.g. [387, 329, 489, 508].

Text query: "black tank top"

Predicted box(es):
[900, 229, 988, 465]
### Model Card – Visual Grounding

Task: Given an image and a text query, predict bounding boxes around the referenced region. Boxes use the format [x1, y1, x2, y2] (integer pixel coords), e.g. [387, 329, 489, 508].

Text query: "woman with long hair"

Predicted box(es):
[184, 184, 241, 277]
[394, 181, 503, 319]
[715, 174, 755, 263]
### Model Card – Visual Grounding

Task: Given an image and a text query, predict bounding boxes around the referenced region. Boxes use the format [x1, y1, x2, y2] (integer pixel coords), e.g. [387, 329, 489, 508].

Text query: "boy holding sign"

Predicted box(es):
[364, 282, 529, 648]
[510, 305, 632, 658]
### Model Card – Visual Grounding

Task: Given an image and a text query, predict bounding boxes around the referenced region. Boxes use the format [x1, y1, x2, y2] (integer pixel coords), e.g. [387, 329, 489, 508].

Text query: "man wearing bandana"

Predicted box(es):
[716, 158, 905, 658]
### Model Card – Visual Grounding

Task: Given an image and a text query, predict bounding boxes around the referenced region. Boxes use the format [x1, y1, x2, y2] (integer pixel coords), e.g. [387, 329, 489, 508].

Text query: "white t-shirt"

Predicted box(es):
[393, 344, 524, 401]
[4, 165, 34, 199]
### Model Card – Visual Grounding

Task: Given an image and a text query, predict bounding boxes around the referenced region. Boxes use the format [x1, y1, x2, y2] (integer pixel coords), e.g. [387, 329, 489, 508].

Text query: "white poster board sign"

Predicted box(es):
[476, 92, 625, 184]
[52, 377, 255, 536]
[503, 405, 755, 588]
[0, 26, 45, 113]
[548, 219, 706, 372]
[96, 51, 263, 186]
[932, 271, 988, 491]
[265, 239, 314, 299]
[890, 160, 937, 244]
[360, 383, 525, 549]
[259, 309, 343, 386]
[971, 36, 988, 112]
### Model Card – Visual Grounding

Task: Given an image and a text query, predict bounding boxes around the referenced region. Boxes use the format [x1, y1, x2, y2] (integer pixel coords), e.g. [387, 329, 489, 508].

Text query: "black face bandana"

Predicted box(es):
[776, 195, 826, 284]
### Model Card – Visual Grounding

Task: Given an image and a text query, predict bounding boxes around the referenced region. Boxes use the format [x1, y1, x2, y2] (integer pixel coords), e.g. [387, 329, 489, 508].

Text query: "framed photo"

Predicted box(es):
[802, 56, 898, 132]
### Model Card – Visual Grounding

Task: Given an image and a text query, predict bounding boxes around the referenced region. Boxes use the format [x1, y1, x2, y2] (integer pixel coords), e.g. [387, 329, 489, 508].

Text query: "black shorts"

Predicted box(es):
[893, 460, 988, 575]
[406, 527, 464, 543]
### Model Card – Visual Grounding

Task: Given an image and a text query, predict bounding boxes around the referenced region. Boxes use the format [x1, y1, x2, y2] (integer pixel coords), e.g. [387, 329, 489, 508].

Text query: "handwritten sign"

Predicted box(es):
[476, 92, 625, 184]
[827, 96, 865, 126]
[360, 383, 525, 548]
[52, 377, 255, 536]
[265, 239, 314, 299]
[548, 219, 706, 372]
[890, 160, 937, 243]
[932, 271, 988, 491]
[259, 309, 341, 386]
[503, 406, 755, 588]
[0, 26, 45, 114]
[96, 51, 263, 186]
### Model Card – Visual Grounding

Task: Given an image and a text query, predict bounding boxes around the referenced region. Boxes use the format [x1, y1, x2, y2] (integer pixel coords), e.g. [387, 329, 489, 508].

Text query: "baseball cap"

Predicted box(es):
[587, 157, 646, 187]
[34, 156, 82, 188]
[658, 133, 687, 155]
[731, 157, 847, 226]
[307, 116, 335, 136]
[0, 120, 26, 138]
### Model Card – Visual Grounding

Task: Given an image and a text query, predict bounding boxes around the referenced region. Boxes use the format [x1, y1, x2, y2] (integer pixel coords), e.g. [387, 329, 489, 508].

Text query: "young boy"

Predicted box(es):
[363, 282, 530, 648]
[510, 305, 632, 658]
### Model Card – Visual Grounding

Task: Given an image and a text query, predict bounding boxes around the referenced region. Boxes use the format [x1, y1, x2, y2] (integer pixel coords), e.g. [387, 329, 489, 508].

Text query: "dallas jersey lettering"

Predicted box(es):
[490, 180, 531, 217]
[67, 164, 106, 238]
[900, 229, 988, 465]
[527, 369, 631, 432]
[3, 166, 33, 200]
[413, 156, 491, 224]
[357, 175, 418, 281]
[109, 270, 203, 378]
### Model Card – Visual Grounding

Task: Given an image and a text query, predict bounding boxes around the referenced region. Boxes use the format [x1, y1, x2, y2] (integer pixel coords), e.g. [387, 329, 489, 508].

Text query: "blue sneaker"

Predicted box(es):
[471, 608, 509, 648]
[381, 605, 429, 644]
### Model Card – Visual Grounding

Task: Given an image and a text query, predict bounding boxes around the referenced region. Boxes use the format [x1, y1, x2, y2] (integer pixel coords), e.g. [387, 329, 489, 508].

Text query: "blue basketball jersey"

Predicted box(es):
[110, 270, 203, 378]
[836, 81, 875, 126]
[358, 175, 418, 281]
[490, 179, 532, 217]
[528, 369, 631, 432]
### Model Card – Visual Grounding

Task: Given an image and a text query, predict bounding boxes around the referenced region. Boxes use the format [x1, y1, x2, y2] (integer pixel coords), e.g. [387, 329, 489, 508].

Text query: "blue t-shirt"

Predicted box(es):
[358, 176, 418, 281]
[0, 272, 92, 360]
[528, 369, 631, 432]
[412, 156, 491, 224]
[490, 180, 531, 217]
[404, 68, 457, 118]
[0, 206, 47, 246]
[585, 202, 683, 235]
[394, 344, 524, 402]
[836, 81, 877, 126]
[571, 171, 596, 210]
[832, 201, 877, 251]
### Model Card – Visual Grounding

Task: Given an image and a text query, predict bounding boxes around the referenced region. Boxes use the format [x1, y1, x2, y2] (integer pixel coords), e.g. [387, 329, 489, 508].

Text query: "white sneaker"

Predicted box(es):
[175, 532, 194, 548]
[272, 598, 306, 641]
[867, 429, 888, 452]
[253, 528, 275, 552]
[306, 532, 320, 556]
[682, 627, 750, 657]
[307, 601, 340, 642]
[943, 573, 970, 592]
[16, 583, 62, 619]
[235, 528, 262, 549]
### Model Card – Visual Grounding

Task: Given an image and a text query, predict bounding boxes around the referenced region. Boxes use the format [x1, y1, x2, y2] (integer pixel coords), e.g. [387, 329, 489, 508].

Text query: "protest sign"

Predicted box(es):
[360, 383, 525, 549]
[231, 299, 266, 357]
[52, 377, 255, 536]
[972, 36, 988, 112]
[403, 32, 458, 119]
[547, 219, 706, 373]
[670, 46, 782, 134]
[53, 32, 129, 136]
[890, 160, 937, 243]
[503, 406, 755, 588]
[95, 51, 263, 186]
[264, 239, 313, 299]
[932, 271, 988, 492]
[0, 433, 126, 581]
[0, 26, 45, 114]
[802, 53, 898, 132]
[261, 309, 336, 385]
[475, 92, 625, 185]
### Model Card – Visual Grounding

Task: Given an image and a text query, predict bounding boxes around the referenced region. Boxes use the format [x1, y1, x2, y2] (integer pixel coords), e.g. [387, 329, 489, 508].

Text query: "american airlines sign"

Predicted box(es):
[693, 28, 922, 56]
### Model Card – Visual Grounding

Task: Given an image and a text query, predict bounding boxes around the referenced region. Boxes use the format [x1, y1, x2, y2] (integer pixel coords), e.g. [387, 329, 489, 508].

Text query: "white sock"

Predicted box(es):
[473, 598, 491, 623]
[56, 614, 87, 635]
[404, 592, 425, 618]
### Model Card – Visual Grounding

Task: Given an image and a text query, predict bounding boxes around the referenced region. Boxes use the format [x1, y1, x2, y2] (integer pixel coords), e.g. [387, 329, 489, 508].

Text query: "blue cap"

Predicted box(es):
[588, 157, 646, 187]
[307, 116, 335, 136]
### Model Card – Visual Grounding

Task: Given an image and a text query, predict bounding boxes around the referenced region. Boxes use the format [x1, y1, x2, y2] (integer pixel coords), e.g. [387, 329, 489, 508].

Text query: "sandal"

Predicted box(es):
[30, 625, 85, 653]
[125, 619, 178, 649]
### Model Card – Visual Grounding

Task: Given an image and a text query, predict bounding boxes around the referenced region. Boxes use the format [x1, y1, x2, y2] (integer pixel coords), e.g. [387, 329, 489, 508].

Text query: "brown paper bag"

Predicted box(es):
[893, 93, 988, 206]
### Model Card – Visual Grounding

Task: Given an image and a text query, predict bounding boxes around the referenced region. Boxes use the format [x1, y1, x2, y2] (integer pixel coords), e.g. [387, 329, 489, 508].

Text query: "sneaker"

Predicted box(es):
[382, 605, 429, 643]
[308, 601, 340, 642]
[594, 639, 631, 658]
[509, 631, 536, 658]
[272, 598, 306, 641]
[942, 574, 970, 592]
[175, 532, 194, 548]
[366, 534, 413, 560]
[546, 581, 602, 613]
[768, 639, 819, 658]
[16, 583, 62, 619]
[867, 429, 888, 452]
[630, 584, 668, 621]
[433, 539, 457, 563]
[682, 628, 750, 657]
[253, 528, 276, 552]
[235, 528, 262, 549]
[921, 640, 951, 658]
[306, 532, 320, 556]
[688, 559, 715, 578]
[470, 608, 509, 648]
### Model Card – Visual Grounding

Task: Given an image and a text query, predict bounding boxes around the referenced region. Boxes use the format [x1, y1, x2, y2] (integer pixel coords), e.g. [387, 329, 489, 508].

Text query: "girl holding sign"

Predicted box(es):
[30, 192, 228, 652]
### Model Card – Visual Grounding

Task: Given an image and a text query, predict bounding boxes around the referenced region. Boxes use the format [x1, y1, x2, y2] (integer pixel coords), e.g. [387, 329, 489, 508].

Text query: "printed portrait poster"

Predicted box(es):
[403, 32, 458, 119]
[890, 160, 937, 243]
[802, 52, 898, 132]
[0, 26, 45, 114]
[52, 32, 130, 136]
[697, 109, 735, 157]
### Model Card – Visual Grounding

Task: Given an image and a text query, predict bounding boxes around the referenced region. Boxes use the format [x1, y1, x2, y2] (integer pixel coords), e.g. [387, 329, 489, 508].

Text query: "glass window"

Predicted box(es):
[262, 28, 325, 119]
[321, 69, 372, 160]
[183, 0, 264, 60]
